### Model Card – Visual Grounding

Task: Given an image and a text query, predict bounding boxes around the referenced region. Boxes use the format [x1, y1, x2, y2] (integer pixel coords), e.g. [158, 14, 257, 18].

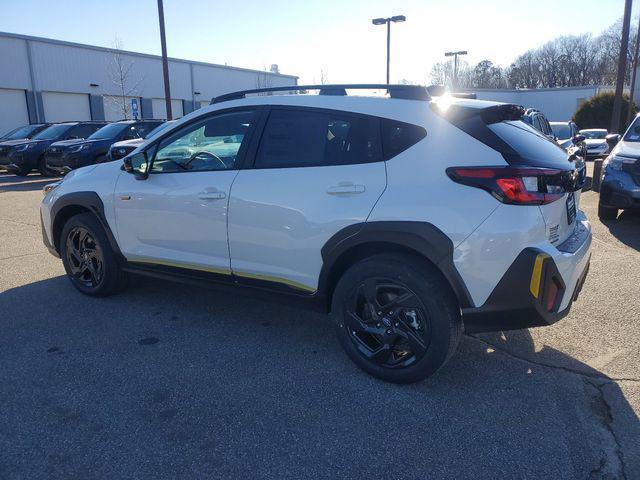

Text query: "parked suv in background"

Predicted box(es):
[40, 84, 591, 383]
[598, 116, 640, 220]
[107, 120, 173, 161]
[580, 128, 609, 159]
[0, 123, 51, 142]
[0, 121, 107, 176]
[45, 119, 163, 175]
[550, 121, 587, 158]
[521, 108, 555, 141]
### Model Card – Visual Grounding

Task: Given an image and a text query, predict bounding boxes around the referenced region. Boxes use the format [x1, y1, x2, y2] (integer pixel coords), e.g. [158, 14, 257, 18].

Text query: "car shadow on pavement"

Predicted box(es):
[1, 272, 639, 478]
[601, 210, 640, 251]
[0, 173, 61, 192]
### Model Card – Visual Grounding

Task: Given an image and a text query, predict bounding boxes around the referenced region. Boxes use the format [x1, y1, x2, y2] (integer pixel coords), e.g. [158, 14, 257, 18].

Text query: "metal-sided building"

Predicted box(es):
[0, 31, 298, 135]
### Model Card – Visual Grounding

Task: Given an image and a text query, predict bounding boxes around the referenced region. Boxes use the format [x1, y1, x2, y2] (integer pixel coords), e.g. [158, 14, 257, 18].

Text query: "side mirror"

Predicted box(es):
[605, 134, 620, 148]
[572, 134, 585, 144]
[122, 134, 136, 141]
[123, 151, 149, 180]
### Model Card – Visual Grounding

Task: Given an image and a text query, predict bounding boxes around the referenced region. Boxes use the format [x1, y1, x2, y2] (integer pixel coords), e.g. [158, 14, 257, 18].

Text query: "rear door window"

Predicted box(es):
[254, 109, 381, 168]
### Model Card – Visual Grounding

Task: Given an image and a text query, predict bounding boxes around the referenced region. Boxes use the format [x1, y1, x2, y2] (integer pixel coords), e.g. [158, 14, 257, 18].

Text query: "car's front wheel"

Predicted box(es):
[60, 213, 127, 296]
[332, 254, 462, 384]
[598, 202, 618, 221]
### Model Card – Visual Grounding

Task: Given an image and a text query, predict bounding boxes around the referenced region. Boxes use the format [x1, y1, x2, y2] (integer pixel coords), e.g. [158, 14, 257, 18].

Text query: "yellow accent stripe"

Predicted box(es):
[126, 255, 316, 293]
[529, 253, 550, 298]
[233, 271, 317, 293]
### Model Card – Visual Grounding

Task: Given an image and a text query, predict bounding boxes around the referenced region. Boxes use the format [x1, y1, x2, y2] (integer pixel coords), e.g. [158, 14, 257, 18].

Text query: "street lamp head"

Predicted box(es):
[390, 15, 406, 22]
[372, 18, 387, 25]
[445, 50, 468, 57]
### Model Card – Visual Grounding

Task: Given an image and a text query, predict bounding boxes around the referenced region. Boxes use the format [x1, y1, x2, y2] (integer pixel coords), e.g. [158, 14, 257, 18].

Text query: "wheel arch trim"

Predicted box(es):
[318, 221, 475, 309]
[50, 191, 126, 263]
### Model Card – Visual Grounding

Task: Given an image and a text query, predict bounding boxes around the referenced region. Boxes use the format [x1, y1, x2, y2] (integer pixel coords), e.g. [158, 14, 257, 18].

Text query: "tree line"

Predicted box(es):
[429, 18, 637, 89]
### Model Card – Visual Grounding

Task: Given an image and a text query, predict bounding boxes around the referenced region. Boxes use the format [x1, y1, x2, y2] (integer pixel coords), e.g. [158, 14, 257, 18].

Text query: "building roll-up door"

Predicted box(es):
[0, 88, 30, 136]
[42, 92, 91, 122]
[151, 98, 184, 120]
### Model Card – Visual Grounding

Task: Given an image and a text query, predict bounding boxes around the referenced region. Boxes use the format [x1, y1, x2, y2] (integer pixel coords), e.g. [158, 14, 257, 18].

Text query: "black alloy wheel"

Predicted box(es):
[343, 278, 430, 369]
[65, 226, 105, 288]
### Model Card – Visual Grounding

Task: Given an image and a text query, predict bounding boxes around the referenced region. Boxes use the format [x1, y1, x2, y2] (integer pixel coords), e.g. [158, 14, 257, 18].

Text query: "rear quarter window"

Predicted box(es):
[381, 119, 427, 160]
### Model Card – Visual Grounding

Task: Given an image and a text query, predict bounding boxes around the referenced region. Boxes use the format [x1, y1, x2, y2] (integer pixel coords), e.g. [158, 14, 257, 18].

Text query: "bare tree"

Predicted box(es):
[106, 37, 142, 119]
[320, 69, 329, 85]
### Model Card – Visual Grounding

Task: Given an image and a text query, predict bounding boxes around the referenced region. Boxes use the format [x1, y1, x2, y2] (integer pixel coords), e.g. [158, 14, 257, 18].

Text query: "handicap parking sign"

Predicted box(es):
[131, 98, 139, 119]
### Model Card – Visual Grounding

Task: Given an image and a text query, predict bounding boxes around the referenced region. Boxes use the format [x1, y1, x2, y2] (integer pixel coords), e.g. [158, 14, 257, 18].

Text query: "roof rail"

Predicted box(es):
[211, 84, 431, 104]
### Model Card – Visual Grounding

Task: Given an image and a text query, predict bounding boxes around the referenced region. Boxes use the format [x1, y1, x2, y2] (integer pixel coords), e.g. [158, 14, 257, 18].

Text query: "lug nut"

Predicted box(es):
[386, 329, 392, 334]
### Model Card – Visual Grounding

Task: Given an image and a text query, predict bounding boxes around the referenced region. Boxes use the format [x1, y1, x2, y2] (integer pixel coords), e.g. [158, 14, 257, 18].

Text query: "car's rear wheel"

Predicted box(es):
[60, 213, 127, 296]
[598, 202, 618, 221]
[332, 254, 462, 384]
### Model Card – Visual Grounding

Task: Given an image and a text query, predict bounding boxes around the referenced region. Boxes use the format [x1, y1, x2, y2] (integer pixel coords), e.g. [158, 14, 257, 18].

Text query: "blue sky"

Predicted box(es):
[0, 0, 633, 83]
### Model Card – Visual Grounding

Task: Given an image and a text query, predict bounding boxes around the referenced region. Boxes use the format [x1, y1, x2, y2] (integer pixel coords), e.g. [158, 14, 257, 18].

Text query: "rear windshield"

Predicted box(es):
[489, 121, 571, 168]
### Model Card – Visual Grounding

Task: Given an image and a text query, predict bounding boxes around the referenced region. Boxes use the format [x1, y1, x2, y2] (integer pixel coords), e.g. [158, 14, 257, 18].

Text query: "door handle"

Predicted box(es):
[326, 183, 366, 195]
[197, 191, 226, 200]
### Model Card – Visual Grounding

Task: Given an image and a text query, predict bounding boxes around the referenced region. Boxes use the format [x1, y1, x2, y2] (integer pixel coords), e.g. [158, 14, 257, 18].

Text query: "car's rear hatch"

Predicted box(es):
[435, 101, 586, 246]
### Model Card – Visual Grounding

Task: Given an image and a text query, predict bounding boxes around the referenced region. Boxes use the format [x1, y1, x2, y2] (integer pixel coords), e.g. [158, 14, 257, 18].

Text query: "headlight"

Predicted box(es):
[42, 181, 61, 196]
[14, 143, 35, 152]
[69, 144, 91, 153]
[605, 154, 636, 171]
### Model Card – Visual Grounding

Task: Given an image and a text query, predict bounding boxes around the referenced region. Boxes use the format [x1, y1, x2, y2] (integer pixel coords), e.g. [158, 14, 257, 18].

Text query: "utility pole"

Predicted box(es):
[157, 0, 173, 120]
[372, 15, 406, 84]
[611, 0, 632, 133]
[445, 50, 468, 89]
[627, 13, 640, 128]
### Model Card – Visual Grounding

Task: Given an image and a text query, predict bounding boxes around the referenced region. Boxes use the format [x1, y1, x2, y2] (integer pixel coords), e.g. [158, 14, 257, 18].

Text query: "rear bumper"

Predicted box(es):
[462, 214, 592, 333]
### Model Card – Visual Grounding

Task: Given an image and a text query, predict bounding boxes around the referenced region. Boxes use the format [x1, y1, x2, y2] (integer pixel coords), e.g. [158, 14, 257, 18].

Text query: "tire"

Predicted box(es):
[331, 253, 462, 384]
[37, 157, 55, 177]
[13, 164, 31, 176]
[598, 202, 618, 221]
[60, 213, 127, 296]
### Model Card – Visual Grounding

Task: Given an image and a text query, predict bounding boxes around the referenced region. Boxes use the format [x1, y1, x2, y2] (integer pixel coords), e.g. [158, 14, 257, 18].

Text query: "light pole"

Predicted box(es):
[372, 15, 406, 84]
[444, 50, 468, 89]
[157, 0, 173, 120]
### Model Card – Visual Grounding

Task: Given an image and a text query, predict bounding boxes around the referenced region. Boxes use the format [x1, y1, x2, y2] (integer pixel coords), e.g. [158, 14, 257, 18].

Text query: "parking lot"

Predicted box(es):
[0, 168, 638, 479]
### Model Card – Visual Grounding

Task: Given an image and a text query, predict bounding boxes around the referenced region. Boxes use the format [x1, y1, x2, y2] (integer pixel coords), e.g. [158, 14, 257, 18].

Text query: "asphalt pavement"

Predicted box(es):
[0, 169, 638, 479]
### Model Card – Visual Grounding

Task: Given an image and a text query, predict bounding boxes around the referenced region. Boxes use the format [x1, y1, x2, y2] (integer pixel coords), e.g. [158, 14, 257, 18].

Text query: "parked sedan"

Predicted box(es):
[0, 121, 107, 176]
[579, 128, 609, 159]
[550, 121, 587, 158]
[107, 120, 173, 161]
[45, 120, 163, 175]
[0, 123, 51, 142]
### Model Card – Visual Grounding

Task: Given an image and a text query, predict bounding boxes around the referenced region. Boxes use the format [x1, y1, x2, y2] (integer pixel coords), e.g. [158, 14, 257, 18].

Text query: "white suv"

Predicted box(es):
[40, 85, 592, 383]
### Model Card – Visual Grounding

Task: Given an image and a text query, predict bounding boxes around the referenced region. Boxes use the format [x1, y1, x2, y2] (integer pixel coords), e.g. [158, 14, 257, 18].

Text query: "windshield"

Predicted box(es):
[144, 121, 172, 139]
[580, 130, 607, 139]
[623, 118, 640, 142]
[32, 124, 73, 140]
[4, 125, 40, 139]
[550, 123, 571, 139]
[88, 123, 128, 140]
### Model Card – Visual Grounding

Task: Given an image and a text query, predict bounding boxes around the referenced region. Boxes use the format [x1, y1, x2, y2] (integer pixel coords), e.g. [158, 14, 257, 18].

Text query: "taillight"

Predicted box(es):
[446, 166, 568, 205]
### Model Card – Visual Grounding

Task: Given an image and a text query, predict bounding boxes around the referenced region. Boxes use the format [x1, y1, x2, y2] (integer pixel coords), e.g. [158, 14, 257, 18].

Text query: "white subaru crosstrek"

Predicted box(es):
[40, 85, 592, 383]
